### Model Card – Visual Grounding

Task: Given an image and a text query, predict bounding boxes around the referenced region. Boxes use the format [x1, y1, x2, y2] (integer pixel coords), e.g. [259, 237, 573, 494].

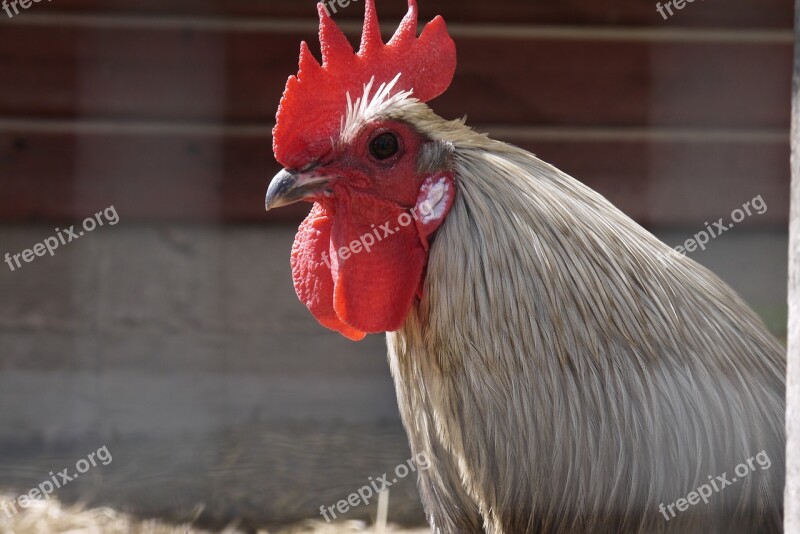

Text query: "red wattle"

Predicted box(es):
[290, 173, 455, 341]
[290, 188, 428, 339]
[291, 204, 367, 341]
[328, 189, 427, 333]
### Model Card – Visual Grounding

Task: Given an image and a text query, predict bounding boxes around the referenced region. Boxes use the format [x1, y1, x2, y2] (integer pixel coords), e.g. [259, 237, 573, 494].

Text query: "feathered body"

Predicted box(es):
[265, 2, 786, 532]
[386, 103, 785, 533]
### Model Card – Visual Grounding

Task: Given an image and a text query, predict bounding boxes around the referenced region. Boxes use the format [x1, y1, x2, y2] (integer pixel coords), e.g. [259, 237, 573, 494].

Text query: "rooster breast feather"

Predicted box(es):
[387, 103, 785, 534]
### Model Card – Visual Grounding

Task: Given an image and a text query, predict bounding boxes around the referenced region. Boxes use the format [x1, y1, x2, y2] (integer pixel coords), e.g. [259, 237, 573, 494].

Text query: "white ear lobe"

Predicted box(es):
[413, 172, 455, 250]
[416, 175, 451, 224]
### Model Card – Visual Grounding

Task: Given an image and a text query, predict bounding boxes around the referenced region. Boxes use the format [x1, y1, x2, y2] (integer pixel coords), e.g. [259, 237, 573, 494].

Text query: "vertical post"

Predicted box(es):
[786, 0, 800, 530]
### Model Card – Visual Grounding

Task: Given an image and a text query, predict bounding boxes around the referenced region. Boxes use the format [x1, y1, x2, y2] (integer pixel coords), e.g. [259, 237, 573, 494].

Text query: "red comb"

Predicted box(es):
[273, 0, 457, 169]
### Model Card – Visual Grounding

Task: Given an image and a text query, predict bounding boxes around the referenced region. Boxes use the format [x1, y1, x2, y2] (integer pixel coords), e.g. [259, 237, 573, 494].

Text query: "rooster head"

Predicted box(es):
[266, 0, 457, 340]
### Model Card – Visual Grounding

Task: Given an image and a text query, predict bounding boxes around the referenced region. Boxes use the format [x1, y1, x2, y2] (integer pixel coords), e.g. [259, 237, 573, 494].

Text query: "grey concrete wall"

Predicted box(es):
[0, 223, 788, 528]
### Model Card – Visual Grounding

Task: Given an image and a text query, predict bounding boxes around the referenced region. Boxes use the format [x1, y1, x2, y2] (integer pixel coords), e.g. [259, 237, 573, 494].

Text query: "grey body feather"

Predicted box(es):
[379, 102, 785, 534]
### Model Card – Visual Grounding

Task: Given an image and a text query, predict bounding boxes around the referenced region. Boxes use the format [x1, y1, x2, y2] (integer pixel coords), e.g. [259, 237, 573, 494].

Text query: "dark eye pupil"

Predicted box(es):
[370, 133, 399, 160]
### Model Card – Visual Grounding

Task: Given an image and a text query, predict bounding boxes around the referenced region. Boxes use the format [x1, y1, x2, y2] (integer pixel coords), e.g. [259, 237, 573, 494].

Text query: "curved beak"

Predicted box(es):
[265, 168, 331, 211]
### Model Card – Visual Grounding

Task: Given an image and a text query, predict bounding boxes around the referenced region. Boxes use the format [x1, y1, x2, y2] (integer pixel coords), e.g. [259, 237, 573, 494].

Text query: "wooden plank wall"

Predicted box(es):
[0, 0, 793, 227]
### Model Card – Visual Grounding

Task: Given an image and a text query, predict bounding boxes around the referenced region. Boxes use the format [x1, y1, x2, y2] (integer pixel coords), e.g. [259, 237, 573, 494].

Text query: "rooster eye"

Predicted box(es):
[369, 132, 400, 160]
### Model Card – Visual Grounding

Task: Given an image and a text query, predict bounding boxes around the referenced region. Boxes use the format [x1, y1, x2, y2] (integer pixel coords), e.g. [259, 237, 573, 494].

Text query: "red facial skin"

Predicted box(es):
[290, 120, 455, 340]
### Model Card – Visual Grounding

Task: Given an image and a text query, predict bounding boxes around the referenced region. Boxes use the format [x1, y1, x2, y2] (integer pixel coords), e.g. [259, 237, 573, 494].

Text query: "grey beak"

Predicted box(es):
[265, 168, 330, 211]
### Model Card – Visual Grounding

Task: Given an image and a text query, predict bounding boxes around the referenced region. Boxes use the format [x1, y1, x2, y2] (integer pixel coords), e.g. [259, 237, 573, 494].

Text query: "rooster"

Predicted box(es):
[264, 2, 786, 533]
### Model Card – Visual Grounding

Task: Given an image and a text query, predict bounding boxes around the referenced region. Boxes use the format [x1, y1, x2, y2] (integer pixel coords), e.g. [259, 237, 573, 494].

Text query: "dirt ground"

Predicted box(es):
[0, 495, 429, 534]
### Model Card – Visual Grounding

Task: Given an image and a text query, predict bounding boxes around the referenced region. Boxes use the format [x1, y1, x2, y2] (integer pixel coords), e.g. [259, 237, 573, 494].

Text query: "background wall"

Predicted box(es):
[0, 0, 793, 529]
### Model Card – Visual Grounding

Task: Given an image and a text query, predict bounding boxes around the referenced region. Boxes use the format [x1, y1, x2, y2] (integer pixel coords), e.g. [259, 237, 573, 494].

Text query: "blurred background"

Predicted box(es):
[0, 0, 793, 531]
